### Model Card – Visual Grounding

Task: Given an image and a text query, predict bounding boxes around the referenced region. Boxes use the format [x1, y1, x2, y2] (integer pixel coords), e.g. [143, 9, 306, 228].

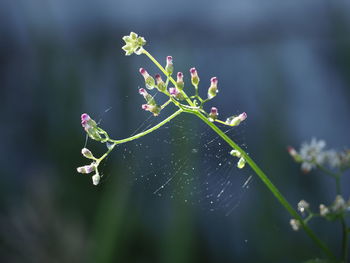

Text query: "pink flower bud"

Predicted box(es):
[176, 72, 184, 90]
[139, 88, 148, 97]
[141, 104, 161, 116]
[210, 77, 218, 86]
[139, 68, 149, 79]
[225, 112, 247, 126]
[77, 164, 95, 174]
[155, 74, 162, 83]
[165, 56, 174, 75]
[155, 74, 166, 92]
[139, 68, 155, 89]
[177, 72, 183, 82]
[238, 112, 247, 122]
[209, 107, 219, 122]
[168, 87, 184, 100]
[190, 67, 199, 86]
[208, 77, 218, 99]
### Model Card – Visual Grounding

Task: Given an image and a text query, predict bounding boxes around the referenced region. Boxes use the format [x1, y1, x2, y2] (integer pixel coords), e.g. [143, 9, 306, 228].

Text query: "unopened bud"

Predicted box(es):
[208, 107, 218, 122]
[208, 77, 218, 99]
[169, 87, 184, 100]
[165, 56, 173, 75]
[142, 104, 161, 116]
[139, 68, 155, 89]
[139, 88, 155, 104]
[289, 219, 300, 231]
[230, 149, 242, 158]
[226, 112, 247, 126]
[81, 148, 94, 159]
[176, 72, 184, 90]
[190, 67, 199, 86]
[81, 113, 102, 141]
[155, 74, 166, 92]
[237, 157, 246, 169]
[92, 174, 101, 185]
[77, 164, 95, 174]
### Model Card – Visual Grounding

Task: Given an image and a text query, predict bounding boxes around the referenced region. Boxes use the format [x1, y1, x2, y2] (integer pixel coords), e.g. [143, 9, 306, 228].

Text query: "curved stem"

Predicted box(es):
[193, 111, 336, 260]
[109, 109, 183, 145]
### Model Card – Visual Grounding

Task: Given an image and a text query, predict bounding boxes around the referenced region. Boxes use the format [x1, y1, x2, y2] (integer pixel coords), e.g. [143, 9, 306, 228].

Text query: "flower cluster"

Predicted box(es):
[76, 147, 101, 186]
[122, 32, 146, 56]
[288, 138, 350, 173]
[290, 196, 350, 231]
[78, 113, 114, 185]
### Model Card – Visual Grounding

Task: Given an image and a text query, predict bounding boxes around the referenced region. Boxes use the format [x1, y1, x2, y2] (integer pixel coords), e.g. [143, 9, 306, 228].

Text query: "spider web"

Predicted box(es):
[112, 108, 253, 215]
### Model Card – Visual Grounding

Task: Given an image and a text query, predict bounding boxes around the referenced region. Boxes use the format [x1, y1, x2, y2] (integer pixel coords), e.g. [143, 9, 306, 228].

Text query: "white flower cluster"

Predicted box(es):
[288, 138, 349, 173]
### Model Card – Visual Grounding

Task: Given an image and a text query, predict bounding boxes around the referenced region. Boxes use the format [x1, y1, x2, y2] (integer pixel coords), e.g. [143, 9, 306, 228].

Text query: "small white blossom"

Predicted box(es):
[290, 219, 300, 231]
[297, 200, 309, 213]
[332, 195, 346, 212]
[122, 32, 146, 56]
[299, 138, 326, 172]
[324, 150, 341, 169]
[319, 204, 329, 217]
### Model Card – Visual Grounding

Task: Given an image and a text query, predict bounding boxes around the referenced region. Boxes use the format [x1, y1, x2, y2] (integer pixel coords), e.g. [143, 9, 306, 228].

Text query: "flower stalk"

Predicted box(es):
[77, 32, 339, 260]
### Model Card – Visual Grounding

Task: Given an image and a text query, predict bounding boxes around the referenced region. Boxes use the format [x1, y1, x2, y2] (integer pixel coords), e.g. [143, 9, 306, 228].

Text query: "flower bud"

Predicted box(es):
[81, 148, 95, 159]
[165, 56, 173, 75]
[237, 157, 246, 169]
[81, 113, 102, 141]
[289, 219, 300, 231]
[208, 107, 218, 122]
[142, 104, 161, 116]
[297, 200, 309, 213]
[155, 74, 166, 92]
[190, 67, 199, 86]
[169, 87, 184, 100]
[176, 72, 184, 90]
[225, 112, 247, 126]
[92, 174, 101, 185]
[77, 164, 95, 174]
[230, 149, 242, 158]
[319, 204, 329, 217]
[207, 77, 218, 99]
[139, 88, 155, 104]
[139, 68, 155, 89]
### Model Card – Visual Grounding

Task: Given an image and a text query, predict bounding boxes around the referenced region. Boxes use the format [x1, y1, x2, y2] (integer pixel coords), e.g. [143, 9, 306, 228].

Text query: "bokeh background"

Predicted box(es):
[1, 0, 350, 262]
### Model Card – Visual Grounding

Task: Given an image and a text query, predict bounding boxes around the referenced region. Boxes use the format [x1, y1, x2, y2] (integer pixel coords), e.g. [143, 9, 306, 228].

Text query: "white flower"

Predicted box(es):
[324, 150, 341, 168]
[332, 195, 346, 212]
[122, 32, 146, 56]
[299, 138, 326, 172]
[290, 219, 300, 231]
[297, 200, 309, 213]
[319, 204, 329, 217]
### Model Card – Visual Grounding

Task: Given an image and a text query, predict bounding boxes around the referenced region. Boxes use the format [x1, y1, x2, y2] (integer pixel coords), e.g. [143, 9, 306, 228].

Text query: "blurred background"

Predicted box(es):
[1, 0, 350, 262]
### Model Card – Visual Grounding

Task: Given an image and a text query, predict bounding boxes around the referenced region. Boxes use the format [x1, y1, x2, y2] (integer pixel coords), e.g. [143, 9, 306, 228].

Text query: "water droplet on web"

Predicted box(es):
[191, 148, 198, 154]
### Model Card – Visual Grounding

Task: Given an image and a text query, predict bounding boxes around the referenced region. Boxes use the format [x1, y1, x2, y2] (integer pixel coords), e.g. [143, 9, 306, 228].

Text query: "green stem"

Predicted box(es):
[341, 218, 348, 262]
[109, 109, 183, 145]
[193, 111, 336, 260]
